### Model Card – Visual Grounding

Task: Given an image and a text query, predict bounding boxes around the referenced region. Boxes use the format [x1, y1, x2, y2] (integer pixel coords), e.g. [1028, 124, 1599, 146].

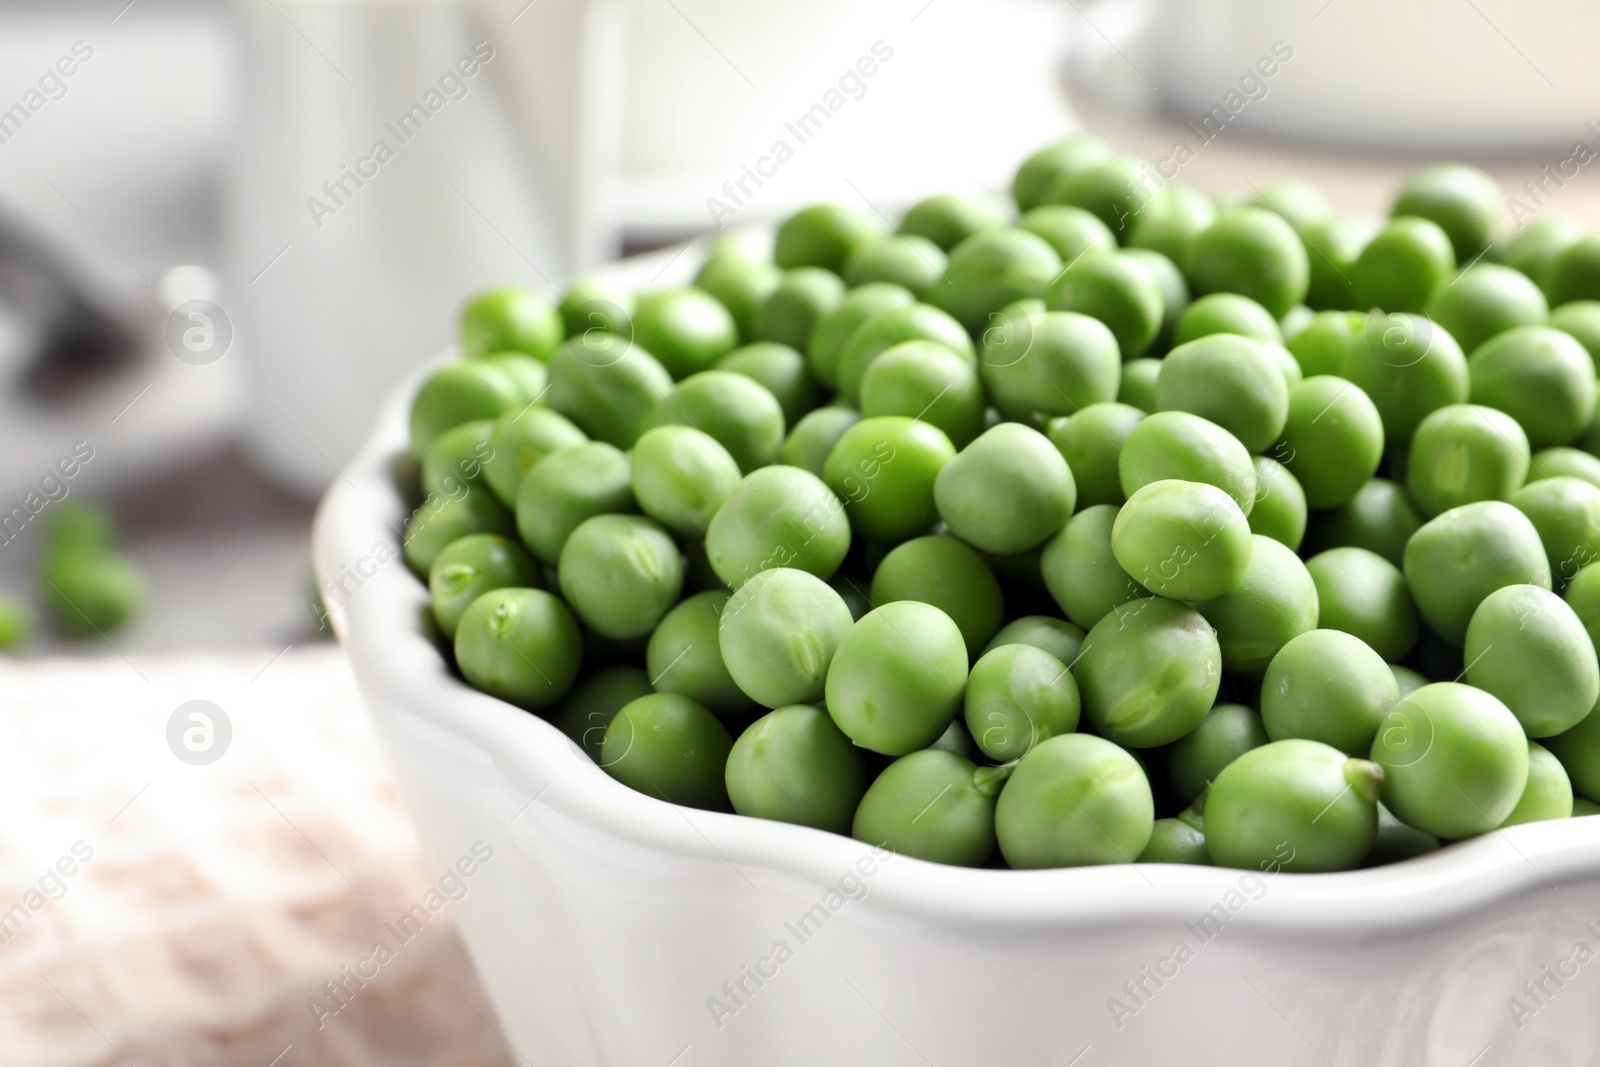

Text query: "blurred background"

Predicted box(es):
[1, 0, 1597, 1062]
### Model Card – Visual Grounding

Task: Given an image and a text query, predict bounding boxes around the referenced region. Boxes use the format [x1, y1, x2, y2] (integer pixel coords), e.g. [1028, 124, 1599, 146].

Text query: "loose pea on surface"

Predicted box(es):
[1205, 739, 1382, 872]
[725, 705, 868, 833]
[996, 733, 1155, 868]
[1074, 597, 1223, 748]
[704, 465, 851, 588]
[1260, 628, 1400, 755]
[602, 693, 735, 811]
[825, 601, 970, 755]
[852, 749, 996, 866]
[1403, 500, 1551, 644]
[646, 591, 753, 716]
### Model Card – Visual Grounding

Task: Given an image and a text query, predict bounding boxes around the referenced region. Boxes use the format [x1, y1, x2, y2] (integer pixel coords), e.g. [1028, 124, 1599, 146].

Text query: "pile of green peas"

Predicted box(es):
[400, 135, 1600, 873]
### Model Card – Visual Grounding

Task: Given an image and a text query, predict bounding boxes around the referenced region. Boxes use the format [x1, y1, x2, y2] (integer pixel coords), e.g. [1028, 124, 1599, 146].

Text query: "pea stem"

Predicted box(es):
[973, 759, 1020, 796]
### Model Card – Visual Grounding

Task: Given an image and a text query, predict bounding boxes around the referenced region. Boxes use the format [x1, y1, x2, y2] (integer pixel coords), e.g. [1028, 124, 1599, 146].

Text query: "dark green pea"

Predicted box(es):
[835, 302, 973, 406]
[935, 227, 1062, 335]
[1502, 215, 1584, 285]
[1371, 682, 1528, 838]
[645, 590, 752, 715]
[429, 533, 541, 640]
[1366, 802, 1441, 865]
[780, 406, 861, 478]
[843, 236, 946, 300]
[900, 193, 1007, 251]
[515, 441, 634, 563]
[1048, 402, 1145, 509]
[1300, 217, 1368, 311]
[1406, 403, 1530, 518]
[1118, 410, 1257, 515]
[823, 415, 955, 543]
[1546, 701, 1600, 802]
[1305, 547, 1417, 662]
[1279, 375, 1385, 509]
[1286, 309, 1364, 377]
[1512, 476, 1600, 585]
[483, 406, 587, 508]
[979, 308, 1121, 421]
[421, 419, 496, 500]
[1576, 797, 1600, 816]
[602, 693, 734, 810]
[1392, 163, 1500, 261]
[963, 644, 1079, 762]
[694, 252, 782, 342]
[558, 514, 683, 639]
[860, 341, 984, 448]
[1196, 535, 1319, 674]
[1352, 217, 1455, 313]
[825, 600, 969, 754]
[1403, 500, 1551, 644]
[0, 594, 32, 649]
[546, 334, 674, 448]
[1547, 235, 1600, 306]
[704, 465, 850, 588]
[459, 286, 562, 361]
[1168, 702, 1268, 806]
[1117, 358, 1161, 411]
[934, 422, 1076, 555]
[1075, 597, 1222, 748]
[1391, 664, 1428, 697]
[1045, 251, 1164, 358]
[806, 282, 914, 389]
[1248, 455, 1307, 551]
[718, 567, 854, 707]
[409, 361, 522, 454]
[1128, 183, 1216, 266]
[1139, 818, 1211, 864]
[1339, 311, 1469, 443]
[453, 587, 581, 710]
[1156, 335, 1288, 452]
[1188, 207, 1309, 319]
[871, 535, 1005, 658]
[1469, 325, 1596, 448]
[1303, 478, 1420, 567]
[1020, 205, 1116, 262]
[1051, 155, 1149, 240]
[996, 733, 1154, 867]
[1173, 292, 1282, 346]
[1501, 742, 1574, 826]
[852, 749, 996, 866]
[1549, 300, 1600, 370]
[714, 342, 821, 429]
[754, 268, 846, 352]
[774, 204, 876, 272]
[1012, 134, 1112, 213]
[630, 425, 740, 539]
[551, 666, 653, 762]
[1261, 628, 1399, 754]
[1465, 584, 1599, 737]
[404, 490, 515, 576]
[725, 705, 867, 832]
[629, 287, 738, 379]
[1207, 740, 1381, 872]
[1425, 264, 1548, 355]
[41, 549, 145, 636]
[557, 278, 635, 339]
[982, 615, 1085, 665]
[1041, 503, 1148, 630]
[930, 717, 977, 758]
[646, 370, 784, 473]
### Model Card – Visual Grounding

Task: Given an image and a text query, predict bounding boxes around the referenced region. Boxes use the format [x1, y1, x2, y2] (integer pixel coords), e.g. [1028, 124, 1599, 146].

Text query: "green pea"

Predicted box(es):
[1512, 476, 1600, 585]
[629, 426, 740, 539]
[483, 406, 587, 508]
[421, 419, 496, 501]
[1012, 134, 1113, 213]
[1247, 179, 1330, 230]
[1286, 310, 1364, 377]
[1303, 478, 1420, 567]
[515, 441, 634, 563]
[806, 282, 914, 388]
[1300, 216, 1369, 310]
[1341, 309, 1469, 448]
[1404, 500, 1551, 644]
[930, 718, 977, 759]
[933, 422, 1076, 555]
[0, 594, 32, 650]
[1500, 742, 1574, 826]
[479, 352, 550, 405]
[1206, 740, 1381, 872]
[646, 370, 785, 473]
[852, 749, 996, 866]
[754, 268, 846, 352]
[644, 591, 752, 715]
[1469, 325, 1597, 448]
[843, 236, 946, 300]
[557, 278, 635, 339]
[1118, 411, 1257, 515]
[1371, 681, 1528, 838]
[835, 302, 973, 406]
[1549, 300, 1600, 370]
[429, 533, 541, 640]
[859, 341, 985, 448]
[1391, 664, 1429, 697]
[1045, 251, 1164, 358]
[982, 615, 1085, 665]
[1041, 504, 1148, 630]
[1353, 217, 1455, 313]
[453, 587, 581, 710]
[1052, 155, 1149, 240]
[1305, 547, 1417, 662]
[1168, 703, 1269, 806]
[1392, 163, 1500, 261]
[1406, 403, 1530, 518]
[1501, 215, 1583, 284]
[704, 465, 850, 588]
[1048, 402, 1145, 509]
[825, 600, 969, 755]
[1128, 184, 1216, 266]
[41, 549, 145, 636]
[404, 491, 515, 576]
[773, 204, 876, 272]
[1075, 597, 1222, 747]
[1122, 247, 1190, 348]
[935, 229, 1063, 337]
[1155, 335, 1288, 453]
[724, 705, 867, 832]
[1261, 628, 1399, 754]
[626, 288, 738, 380]
[1546, 702, 1600, 802]
[558, 514, 683, 639]
[546, 334, 674, 448]
[1139, 818, 1211, 864]
[1464, 584, 1600, 737]
[602, 693, 734, 811]
[718, 567, 854, 707]
[995, 734, 1154, 868]
[823, 415, 955, 543]
[550, 665, 652, 762]
[695, 253, 782, 343]
[1173, 292, 1282, 346]
[870, 535, 1005, 658]
[1248, 455, 1307, 551]
[707, 345, 819, 431]
[979, 308, 1121, 422]
[409, 361, 522, 454]
[1117, 358, 1160, 411]
[43, 501, 115, 554]
[1546, 235, 1600, 306]
[1566, 562, 1600, 653]
[1278, 376, 1385, 510]
[780, 406, 861, 478]
[1195, 535, 1319, 674]
[459, 286, 562, 361]
[962, 644, 1079, 762]
[1576, 797, 1600, 817]
[1364, 802, 1441, 865]
[1425, 264, 1547, 356]
[899, 193, 1007, 251]
[1188, 207, 1309, 319]
[1020, 205, 1116, 262]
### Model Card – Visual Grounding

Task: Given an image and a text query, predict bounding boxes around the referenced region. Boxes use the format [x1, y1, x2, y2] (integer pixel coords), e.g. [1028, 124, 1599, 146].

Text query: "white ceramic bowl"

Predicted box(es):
[313, 242, 1600, 1067]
